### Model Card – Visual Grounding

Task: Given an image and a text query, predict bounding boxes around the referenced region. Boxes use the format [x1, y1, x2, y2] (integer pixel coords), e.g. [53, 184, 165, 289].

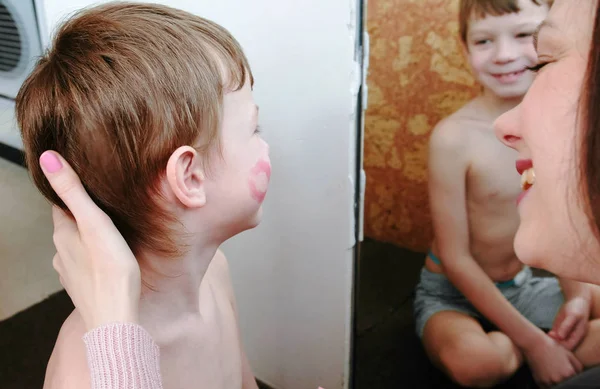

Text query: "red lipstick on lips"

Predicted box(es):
[516, 159, 533, 175]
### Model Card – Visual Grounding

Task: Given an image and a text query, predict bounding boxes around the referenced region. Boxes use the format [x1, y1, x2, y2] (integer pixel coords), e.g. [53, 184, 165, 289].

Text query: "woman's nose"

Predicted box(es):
[494, 105, 522, 150]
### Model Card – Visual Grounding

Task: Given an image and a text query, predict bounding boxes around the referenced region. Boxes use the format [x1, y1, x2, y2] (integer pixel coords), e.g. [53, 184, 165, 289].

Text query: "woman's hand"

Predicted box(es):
[40, 151, 141, 331]
[523, 333, 583, 388]
[549, 296, 591, 351]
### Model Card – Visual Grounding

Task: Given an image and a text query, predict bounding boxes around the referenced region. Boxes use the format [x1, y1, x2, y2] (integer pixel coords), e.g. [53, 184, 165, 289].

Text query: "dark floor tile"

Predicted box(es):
[356, 238, 425, 334]
[0, 290, 73, 389]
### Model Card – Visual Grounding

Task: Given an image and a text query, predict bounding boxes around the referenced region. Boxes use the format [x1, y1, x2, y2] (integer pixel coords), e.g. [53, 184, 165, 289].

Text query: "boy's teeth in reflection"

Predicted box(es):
[520, 168, 535, 190]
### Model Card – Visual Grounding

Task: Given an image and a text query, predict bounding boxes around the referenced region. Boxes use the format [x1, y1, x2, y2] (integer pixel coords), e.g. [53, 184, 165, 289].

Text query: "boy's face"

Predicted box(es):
[465, 0, 549, 99]
[203, 78, 271, 236]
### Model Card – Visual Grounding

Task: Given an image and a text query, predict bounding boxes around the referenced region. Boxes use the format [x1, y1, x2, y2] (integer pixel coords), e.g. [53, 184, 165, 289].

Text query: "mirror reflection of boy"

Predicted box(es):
[414, 0, 595, 386]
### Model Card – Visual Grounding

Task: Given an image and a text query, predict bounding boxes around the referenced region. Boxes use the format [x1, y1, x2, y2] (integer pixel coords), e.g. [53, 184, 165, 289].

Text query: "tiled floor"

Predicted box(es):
[0, 157, 60, 320]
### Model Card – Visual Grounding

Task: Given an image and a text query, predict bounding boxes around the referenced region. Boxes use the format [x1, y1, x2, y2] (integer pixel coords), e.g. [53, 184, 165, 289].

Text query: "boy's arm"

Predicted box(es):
[428, 122, 546, 350]
[240, 343, 260, 389]
[214, 250, 260, 389]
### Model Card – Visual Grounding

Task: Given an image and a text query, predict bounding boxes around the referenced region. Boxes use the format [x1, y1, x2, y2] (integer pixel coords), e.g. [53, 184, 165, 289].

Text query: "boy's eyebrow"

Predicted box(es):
[533, 20, 555, 51]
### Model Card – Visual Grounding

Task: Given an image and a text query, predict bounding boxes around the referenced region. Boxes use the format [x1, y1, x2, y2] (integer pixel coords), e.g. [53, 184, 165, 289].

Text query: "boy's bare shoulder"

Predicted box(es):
[430, 101, 485, 155]
[44, 310, 90, 389]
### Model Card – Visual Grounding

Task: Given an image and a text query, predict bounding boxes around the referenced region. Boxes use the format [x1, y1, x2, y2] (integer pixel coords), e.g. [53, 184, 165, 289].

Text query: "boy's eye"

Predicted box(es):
[254, 125, 262, 135]
[475, 39, 491, 45]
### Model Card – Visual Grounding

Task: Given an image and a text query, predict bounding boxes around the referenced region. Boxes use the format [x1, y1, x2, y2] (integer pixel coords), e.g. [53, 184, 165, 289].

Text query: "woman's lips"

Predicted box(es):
[516, 159, 533, 175]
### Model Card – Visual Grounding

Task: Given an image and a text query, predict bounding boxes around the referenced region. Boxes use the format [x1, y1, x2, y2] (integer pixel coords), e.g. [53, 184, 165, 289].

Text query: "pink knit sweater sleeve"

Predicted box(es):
[82, 323, 163, 389]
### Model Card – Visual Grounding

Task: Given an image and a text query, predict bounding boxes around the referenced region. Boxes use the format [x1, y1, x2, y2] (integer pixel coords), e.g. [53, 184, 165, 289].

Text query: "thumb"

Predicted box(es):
[51, 205, 78, 236]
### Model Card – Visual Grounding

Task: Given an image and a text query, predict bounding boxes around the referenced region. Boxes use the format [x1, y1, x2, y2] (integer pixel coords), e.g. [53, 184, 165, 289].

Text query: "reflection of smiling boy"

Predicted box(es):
[413, 0, 592, 386]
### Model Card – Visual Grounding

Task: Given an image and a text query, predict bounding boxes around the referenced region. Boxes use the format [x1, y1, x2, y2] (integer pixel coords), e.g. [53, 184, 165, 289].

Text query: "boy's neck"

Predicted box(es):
[478, 88, 523, 119]
[137, 241, 219, 321]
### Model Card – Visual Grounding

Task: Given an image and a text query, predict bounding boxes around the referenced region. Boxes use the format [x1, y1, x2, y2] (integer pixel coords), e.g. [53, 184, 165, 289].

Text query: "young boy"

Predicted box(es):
[16, 3, 268, 389]
[415, 0, 598, 387]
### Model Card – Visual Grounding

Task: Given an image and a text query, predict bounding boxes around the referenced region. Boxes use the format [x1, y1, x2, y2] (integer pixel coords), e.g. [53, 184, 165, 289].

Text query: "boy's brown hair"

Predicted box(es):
[16, 2, 253, 257]
[459, 0, 554, 45]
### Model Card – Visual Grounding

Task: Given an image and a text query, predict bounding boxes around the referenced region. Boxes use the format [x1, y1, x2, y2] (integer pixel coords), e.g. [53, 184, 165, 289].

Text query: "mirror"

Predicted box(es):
[354, 0, 560, 388]
[0, 1, 361, 388]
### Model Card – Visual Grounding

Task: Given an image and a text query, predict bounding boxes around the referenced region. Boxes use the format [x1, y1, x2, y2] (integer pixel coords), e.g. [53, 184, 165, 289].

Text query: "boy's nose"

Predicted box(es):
[494, 39, 519, 64]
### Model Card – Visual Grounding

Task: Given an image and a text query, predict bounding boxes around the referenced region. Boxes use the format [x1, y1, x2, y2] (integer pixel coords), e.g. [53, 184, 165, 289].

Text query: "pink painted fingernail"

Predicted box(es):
[40, 152, 62, 173]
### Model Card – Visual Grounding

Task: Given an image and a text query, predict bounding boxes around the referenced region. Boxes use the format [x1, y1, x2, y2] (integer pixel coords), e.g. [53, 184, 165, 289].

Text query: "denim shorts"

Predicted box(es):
[413, 266, 563, 337]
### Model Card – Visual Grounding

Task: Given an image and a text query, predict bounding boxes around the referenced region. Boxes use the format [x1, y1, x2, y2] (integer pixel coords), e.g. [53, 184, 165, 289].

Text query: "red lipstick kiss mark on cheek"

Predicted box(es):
[249, 159, 271, 203]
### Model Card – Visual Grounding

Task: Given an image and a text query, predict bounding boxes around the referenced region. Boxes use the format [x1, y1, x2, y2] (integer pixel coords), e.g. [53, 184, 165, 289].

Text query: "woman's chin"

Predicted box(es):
[513, 228, 544, 269]
[514, 229, 566, 278]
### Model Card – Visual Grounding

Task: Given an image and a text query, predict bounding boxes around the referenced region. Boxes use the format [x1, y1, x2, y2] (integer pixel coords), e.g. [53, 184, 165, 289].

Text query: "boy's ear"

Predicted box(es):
[460, 41, 475, 72]
[166, 146, 206, 209]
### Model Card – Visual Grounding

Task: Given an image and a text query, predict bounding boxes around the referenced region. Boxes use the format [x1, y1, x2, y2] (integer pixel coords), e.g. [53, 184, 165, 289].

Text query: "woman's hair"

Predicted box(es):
[582, 2, 600, 239]
[16, 2, 253, 257]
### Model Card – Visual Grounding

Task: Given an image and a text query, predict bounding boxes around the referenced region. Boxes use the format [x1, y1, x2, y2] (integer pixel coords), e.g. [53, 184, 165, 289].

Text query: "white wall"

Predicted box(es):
[35, 1, 360, 388]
